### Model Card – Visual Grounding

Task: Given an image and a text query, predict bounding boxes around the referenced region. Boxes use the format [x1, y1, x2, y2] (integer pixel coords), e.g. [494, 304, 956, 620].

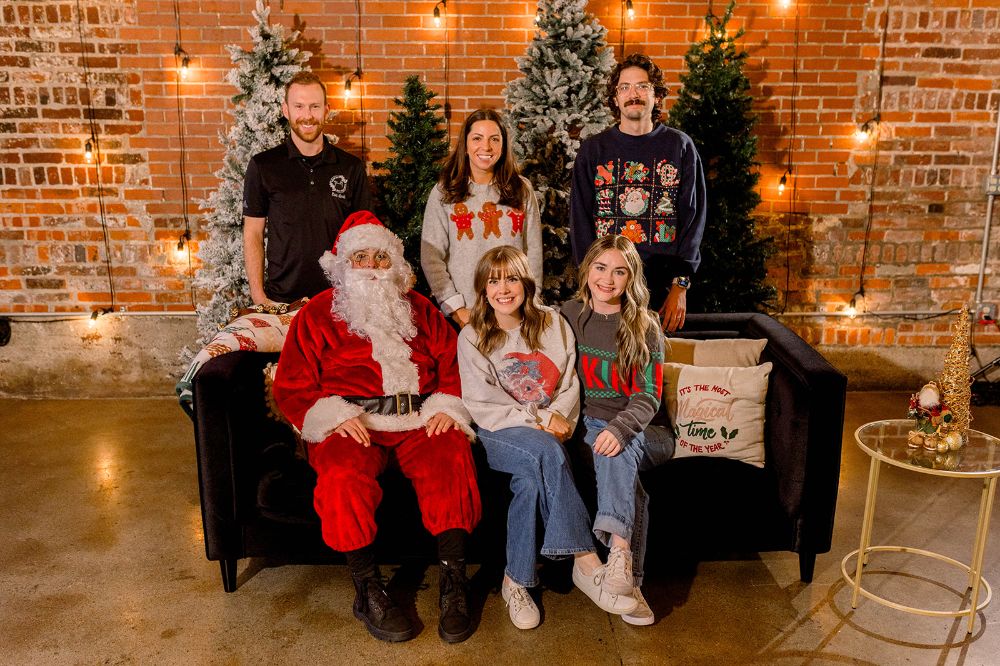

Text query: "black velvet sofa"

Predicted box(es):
[191, 312, 846, 592]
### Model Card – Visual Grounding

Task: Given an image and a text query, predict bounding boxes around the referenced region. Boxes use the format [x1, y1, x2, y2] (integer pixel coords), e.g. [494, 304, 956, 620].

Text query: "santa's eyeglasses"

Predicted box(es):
[350, 250, 392, 267]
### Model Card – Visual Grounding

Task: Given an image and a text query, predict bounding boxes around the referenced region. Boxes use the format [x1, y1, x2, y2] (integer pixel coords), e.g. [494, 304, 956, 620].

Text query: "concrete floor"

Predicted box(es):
[2, 392, 999, 665]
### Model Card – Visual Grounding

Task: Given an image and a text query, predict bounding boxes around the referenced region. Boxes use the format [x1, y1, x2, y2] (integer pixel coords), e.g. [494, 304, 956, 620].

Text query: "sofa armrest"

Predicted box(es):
[192, 351, 286, 562]
[743, 314, 847, 553]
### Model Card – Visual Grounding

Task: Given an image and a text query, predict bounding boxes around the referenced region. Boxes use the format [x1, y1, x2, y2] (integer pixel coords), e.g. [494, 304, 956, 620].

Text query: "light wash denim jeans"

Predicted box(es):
[582, 415, 675, 585]
[476, 425, 595, 588]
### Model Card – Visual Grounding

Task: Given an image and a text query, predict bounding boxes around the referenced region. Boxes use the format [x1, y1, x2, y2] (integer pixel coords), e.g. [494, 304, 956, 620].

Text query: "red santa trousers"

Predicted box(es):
[306, 427, 482, 553]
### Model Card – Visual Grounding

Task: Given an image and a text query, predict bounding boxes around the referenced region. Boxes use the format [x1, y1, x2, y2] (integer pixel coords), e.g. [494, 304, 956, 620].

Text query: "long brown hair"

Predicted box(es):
[470, 246, 549, 356]
[574, 235, 658, 377]
[439, 108, 527, 208]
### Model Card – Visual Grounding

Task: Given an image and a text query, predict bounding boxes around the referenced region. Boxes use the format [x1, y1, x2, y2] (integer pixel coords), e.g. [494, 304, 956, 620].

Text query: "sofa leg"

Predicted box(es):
[221, 559, 238, 593]
[799, 552, 816, 583]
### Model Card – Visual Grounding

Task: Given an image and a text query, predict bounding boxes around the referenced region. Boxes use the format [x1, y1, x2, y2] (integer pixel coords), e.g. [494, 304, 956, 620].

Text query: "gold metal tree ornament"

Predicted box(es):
[939, 307, 973, 442]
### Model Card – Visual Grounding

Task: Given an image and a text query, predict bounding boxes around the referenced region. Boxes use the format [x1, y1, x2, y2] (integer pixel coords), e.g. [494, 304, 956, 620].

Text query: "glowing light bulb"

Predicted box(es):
[778, 173, 787, 195]
[433, 5, 441, 27]
[780, 0, 792, 9]
[534, 10, 541, 25]
[85, 140, 93, 163]
[626, 0, 635, 20]
[89, 310, 100, 328]
[175, 235, 187, 261]
[180, 55, 190, 79]
[854, 126, 870, 144]
[344, 78, 352, 99]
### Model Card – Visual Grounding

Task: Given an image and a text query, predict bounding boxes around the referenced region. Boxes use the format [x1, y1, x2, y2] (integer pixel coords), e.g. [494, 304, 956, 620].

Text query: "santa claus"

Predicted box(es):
[273, 211, 481, 644]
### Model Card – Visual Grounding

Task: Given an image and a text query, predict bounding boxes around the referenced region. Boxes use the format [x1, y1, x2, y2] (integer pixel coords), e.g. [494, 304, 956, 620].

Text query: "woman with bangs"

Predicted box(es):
[457, 246, 632, 630]
[421, 109, 542, 329]
[561, 234, 676, 627]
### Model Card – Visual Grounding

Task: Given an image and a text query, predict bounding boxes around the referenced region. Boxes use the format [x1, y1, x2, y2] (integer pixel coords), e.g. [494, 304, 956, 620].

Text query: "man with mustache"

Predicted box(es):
[243, 71, 373, 307]
[569, 53, 706, 334]
[272, 211, 480, 644]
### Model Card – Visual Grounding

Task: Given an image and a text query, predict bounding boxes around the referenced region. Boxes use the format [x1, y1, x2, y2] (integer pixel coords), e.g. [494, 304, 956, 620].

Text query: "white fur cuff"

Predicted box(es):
[421, 392, 475, 440]
[301, 395, 365, 443]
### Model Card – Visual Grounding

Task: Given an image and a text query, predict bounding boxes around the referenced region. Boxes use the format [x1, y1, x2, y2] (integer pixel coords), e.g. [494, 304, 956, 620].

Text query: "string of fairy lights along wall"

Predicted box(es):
[76, 0, 116, 322]
[173, 0, 197, 309]
[343, 0, 367, 162]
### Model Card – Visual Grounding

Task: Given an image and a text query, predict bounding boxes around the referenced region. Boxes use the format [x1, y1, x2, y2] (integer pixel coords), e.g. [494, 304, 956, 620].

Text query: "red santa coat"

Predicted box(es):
[273, 287, 473, 443]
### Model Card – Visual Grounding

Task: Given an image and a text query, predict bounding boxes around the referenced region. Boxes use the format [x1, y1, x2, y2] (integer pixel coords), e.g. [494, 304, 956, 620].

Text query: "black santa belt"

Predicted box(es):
[344, 393, 428, 416]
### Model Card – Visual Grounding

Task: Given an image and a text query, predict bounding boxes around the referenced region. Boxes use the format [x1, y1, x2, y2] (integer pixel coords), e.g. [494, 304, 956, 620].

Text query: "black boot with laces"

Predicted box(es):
[351, 569, 416, 642]
[438, 559, 473, 643]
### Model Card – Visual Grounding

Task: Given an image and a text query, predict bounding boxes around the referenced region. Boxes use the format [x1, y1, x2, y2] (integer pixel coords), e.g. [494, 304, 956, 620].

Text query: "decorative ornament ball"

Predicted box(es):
[944, 430, 963, 451]
[936, 438, 950, 453]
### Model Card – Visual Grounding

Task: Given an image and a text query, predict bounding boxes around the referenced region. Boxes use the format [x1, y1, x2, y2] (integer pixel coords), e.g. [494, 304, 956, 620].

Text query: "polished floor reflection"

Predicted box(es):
[2, 392, 998, 664]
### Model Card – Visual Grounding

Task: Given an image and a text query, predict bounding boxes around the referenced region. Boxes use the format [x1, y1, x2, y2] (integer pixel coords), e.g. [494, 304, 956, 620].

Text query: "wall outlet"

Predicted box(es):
[978, 303, 997, 322]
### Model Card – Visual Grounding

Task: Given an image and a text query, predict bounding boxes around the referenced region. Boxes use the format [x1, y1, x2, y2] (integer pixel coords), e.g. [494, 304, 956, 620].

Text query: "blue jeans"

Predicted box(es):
[582, 415, 675, 585]
[476, 426, 595, 588]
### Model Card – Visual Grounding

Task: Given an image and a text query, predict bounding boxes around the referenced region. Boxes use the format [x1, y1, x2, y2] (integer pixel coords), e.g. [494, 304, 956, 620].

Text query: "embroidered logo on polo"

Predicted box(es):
[497, 351, 561, 407]
[329, 174, 348, 199]
[590, 158, 680, 245]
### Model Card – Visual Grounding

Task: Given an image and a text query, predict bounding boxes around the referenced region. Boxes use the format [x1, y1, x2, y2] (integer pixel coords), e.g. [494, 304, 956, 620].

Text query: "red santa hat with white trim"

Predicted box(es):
[318, 210, 407, 282]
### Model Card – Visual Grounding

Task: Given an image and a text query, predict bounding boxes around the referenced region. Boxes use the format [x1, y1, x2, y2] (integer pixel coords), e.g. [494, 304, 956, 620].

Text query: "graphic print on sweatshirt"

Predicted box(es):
[577, 343, 663, 401]
[496, 351, 561, 407]
[592, 157, 680, 245]
[450, 201, 525, 241]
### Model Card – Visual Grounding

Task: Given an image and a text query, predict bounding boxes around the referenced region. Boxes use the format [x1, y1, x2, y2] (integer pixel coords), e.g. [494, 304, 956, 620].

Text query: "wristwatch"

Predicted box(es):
[672, 276, 692, 290]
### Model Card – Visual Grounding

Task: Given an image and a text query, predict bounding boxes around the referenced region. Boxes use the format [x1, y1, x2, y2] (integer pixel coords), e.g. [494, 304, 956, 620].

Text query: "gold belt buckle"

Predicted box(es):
[395, 393, 413, 416]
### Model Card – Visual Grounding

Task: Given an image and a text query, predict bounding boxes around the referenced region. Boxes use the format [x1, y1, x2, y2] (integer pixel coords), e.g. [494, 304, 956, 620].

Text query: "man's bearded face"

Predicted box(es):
[336, 247, 414, 340]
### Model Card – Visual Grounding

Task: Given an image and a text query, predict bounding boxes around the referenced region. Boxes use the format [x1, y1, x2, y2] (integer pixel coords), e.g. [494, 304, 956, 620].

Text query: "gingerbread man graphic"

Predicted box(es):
[451, 202, 474, 240]
[507, 208, 525, 237]
[479, 201, 503, 239]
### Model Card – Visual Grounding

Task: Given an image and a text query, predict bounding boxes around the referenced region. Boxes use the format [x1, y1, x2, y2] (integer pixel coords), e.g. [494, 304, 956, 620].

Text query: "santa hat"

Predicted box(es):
[319, 210, 405, 280]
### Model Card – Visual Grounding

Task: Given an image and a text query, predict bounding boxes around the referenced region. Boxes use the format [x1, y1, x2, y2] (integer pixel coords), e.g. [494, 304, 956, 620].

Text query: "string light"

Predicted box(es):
[432, 0, 446, 28]
[88, 307, 112, 328]
[84, 138, 94, 162]
[344, 69, 361, 99]
[626, 0, 635, 20]
[778, 169, 789, 195]
[845, 289, 865, 319]
[534, 9, 541, 25]
[854, 115, 878, 144]
[780, 0, 792, 9]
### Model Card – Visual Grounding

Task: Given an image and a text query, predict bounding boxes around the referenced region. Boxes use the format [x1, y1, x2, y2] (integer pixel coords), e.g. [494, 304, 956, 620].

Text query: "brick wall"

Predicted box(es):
[2, 0, 999, 371]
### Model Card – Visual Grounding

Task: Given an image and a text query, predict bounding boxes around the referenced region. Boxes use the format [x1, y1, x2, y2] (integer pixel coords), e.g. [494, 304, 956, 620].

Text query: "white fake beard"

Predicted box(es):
[334, 267, 417, 344]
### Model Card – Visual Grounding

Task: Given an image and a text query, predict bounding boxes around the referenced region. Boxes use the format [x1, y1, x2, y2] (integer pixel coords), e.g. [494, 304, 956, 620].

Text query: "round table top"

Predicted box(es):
[855, 419, 1000, 478]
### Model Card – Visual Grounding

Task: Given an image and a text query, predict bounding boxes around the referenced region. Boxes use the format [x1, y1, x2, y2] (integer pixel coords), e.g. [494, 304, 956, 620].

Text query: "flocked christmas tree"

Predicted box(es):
[191, 0, 310, 346]
[505, 0, 615, 301]
[372, 75, 449, 289]
[667, 1, 775, 313]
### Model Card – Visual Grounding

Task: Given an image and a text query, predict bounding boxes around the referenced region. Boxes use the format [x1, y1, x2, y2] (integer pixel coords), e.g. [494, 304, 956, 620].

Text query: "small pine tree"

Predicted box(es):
[191, 0, 310, 346]
[505, 0, 615, 302]
[372, 76, 449, 282]
[667, 0, 775, 313]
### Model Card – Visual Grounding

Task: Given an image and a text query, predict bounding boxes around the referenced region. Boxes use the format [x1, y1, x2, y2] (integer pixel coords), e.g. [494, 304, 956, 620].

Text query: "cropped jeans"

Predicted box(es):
[582, 415, 675, 585]
[476, 425, 595, 588]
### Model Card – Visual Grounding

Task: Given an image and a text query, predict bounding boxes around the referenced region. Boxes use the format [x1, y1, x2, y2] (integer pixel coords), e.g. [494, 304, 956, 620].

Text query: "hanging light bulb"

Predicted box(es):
[845, 297, 858, 319]
[778, 172, 787, 195]
[780, 0, 792, 9]
[854, 125, 870, 144]
[344, 77, 352, 99]
[84, 139, 93, 163]
[180, 54, 190, 79]
[534, 9, 541, 25]
[433, 5, 441, 27]
[626, 0, 635, 20]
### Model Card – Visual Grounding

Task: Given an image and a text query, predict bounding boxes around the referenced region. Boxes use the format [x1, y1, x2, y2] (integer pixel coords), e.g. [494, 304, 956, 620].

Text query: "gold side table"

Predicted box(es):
[841, 419, 1000, 633]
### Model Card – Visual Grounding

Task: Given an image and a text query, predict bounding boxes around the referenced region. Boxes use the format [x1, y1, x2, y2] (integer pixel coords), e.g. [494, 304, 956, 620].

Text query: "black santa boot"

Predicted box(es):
[437, 528, 473, 643]
[345, 546, 415, 642]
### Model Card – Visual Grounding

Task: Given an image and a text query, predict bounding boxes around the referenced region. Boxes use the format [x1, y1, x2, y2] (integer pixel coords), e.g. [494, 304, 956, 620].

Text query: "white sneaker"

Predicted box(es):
[501, 577, 540, 630]
[604, 546, 634, 596]
[572, 564, 639, 615]
[622, 586, 654, 626]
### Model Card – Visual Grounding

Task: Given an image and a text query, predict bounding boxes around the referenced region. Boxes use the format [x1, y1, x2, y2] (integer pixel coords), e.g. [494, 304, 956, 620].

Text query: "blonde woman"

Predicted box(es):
[457, 246, 635, 630]
[562, 234, 675, 626]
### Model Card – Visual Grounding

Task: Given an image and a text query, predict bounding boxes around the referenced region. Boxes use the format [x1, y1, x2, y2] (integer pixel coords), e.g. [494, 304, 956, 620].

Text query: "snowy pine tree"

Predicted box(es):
[191, 0, 310, 345]
[504, 0, 614, 301]
[372, 76, 449, 286]
[667, 1, 775, 313]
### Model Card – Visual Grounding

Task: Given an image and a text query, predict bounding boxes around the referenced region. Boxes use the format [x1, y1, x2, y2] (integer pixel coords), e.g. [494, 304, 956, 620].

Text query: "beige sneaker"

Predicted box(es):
[501, 577, 540, 630]
[572, 563, 639, 615]
[622, 586, 654, 626]
[603, 546, 634, 596]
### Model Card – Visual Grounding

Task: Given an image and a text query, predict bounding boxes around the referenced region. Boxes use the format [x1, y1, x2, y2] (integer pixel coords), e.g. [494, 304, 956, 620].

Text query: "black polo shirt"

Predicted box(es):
[243, 135, 373, 302]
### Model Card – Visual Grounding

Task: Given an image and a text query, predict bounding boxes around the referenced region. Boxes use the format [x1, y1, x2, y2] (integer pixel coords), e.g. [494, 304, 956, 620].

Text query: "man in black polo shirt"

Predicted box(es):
[243, 71, 373, 305]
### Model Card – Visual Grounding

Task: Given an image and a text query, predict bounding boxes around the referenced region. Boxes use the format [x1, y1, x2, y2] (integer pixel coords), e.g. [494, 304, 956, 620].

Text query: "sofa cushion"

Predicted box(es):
[663, 362, 772, 468]
[665, 337, 767, 366]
